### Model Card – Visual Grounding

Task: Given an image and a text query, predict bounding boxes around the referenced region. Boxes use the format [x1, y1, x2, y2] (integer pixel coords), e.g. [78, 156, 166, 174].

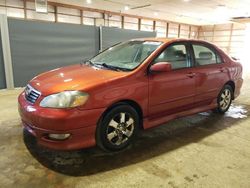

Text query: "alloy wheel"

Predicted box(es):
[106, 112, 135, 146]
[219, 88, 232, 111]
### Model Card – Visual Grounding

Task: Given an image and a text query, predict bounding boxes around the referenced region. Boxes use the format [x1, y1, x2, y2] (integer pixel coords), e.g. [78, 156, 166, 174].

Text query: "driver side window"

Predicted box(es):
[154, 44, 189, 70]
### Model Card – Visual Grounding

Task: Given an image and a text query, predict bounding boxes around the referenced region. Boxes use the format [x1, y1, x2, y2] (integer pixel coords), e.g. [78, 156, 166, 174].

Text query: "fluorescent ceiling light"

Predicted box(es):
[154, 12, 158, 16]
[216, 5, 228, 12]
[86, 0, 92, 4]
[124, 6, 130, 11]
[215, 5, 230, 21]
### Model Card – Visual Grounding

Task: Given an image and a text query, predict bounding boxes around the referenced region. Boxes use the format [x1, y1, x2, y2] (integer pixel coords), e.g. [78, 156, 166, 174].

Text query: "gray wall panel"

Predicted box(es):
[0, 31, 6, 89]
[8, 18, 99, 87]
[102, 27, 156, 50]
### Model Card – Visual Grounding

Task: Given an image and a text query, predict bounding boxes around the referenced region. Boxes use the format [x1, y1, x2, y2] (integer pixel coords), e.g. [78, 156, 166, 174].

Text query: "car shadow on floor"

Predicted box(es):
[23, 104, 249, 176]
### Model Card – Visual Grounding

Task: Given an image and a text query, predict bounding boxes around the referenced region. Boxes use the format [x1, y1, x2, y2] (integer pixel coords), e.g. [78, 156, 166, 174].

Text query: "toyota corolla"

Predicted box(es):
[18, 38, 243, 151]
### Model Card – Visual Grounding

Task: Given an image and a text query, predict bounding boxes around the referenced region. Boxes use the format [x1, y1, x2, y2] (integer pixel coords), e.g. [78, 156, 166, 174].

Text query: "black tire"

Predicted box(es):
[96, 104, 139, 151]
[214, 84, 233, 114]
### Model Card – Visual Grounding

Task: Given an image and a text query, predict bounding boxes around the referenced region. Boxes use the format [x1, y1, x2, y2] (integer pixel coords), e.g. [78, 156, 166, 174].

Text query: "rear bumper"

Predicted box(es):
[234, 78, 243, 99]
[18, 91, 105, 150]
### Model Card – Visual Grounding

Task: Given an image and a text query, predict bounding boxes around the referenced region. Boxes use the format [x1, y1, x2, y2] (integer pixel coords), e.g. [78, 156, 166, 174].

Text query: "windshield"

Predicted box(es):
[90, 40, 162, 71]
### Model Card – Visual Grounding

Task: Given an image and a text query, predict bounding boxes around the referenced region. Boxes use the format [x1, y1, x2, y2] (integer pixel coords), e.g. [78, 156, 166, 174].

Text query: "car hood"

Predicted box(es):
[29, 64, 128, 96]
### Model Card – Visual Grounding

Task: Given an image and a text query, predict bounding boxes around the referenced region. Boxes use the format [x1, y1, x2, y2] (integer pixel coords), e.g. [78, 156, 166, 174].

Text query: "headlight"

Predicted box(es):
[40, 91, 89, 108]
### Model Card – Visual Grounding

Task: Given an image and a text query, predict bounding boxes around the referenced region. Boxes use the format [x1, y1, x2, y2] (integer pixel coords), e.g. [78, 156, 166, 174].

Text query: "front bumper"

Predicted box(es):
[18, 92, 105, 150]
[22, 120, 97, 150]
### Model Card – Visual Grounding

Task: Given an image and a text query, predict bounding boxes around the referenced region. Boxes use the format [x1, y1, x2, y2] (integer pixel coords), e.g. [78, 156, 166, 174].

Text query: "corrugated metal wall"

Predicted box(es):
[6, 18, 155, 88]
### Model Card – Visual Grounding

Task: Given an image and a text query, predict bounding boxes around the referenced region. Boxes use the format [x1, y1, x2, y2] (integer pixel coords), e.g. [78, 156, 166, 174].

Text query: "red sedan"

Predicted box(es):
[18, 38, 243, 151]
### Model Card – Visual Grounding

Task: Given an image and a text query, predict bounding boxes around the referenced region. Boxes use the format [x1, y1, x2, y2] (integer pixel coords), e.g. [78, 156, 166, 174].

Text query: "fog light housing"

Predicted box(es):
[48, 133, 71, 140]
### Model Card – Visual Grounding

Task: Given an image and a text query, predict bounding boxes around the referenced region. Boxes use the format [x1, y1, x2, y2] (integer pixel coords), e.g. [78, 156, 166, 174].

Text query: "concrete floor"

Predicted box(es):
[0, 76, 250, 188]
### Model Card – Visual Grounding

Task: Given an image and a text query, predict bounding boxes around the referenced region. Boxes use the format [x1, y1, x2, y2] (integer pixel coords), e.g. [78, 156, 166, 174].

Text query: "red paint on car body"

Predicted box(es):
[18, 38, 243, 150]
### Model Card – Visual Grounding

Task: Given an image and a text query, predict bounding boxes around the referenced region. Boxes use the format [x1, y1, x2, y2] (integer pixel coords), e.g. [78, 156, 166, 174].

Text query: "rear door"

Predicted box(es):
[190, 42, 229, 106]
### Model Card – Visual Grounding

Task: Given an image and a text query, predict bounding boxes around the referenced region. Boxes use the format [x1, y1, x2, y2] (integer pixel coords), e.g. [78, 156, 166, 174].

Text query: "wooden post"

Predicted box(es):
[166, 22, 169, 37]
[197, 26, 201, 39]
[153, 20, 156, 31]
[54, 6, 58, 23]
[80, 10, 83, 24]
[107, 13, 109, 27]
[188, 25, 191, 38]
[24, 0, 27, 19]
[212, 25, 215, 42]
[121, 16, 124, 29]
[138, 18, 141, 31]
[178, 24, 181, 38]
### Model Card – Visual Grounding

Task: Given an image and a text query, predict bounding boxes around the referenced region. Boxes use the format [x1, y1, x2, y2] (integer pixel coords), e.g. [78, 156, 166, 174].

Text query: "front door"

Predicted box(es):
[148, 43, 196, 117]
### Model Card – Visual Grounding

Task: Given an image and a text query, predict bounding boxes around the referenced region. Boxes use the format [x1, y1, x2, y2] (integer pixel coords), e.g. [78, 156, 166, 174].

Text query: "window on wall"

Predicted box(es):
[168, 23, 179, 38]
[179, 25, 189, 38]
[193, 44, 222, 66]
[141, 19, 153, 31]
[156, 21, 166, 37]
[6, 7, 24, 18]
[0, 0, 199, 35]
[83, 11, 103, 26]
[105, 14, 122, 28]
[188, 26, 197, 39]
[57, 7, 80, 24]
[124, 17, 138, 30]
[154, 44, 189, 69]
[26, 2, 55, 21]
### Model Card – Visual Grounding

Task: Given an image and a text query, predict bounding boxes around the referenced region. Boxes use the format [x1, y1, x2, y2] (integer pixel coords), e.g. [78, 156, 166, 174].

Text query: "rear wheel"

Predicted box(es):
[215, 85, 233, 114]
[96, 104, 139, 151]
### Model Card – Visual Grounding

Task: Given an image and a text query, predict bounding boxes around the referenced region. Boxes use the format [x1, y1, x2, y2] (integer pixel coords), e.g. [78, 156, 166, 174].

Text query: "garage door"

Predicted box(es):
[8, 18, 99, 87]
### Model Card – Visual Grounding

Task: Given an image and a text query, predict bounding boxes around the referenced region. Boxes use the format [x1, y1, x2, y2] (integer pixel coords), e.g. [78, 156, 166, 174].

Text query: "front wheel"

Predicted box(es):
[96, 104, 139, 151]
[215, 85, 233, 114]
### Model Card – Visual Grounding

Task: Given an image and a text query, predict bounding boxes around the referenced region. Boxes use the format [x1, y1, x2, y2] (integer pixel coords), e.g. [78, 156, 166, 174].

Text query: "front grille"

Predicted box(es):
[25, 84, 41, 104]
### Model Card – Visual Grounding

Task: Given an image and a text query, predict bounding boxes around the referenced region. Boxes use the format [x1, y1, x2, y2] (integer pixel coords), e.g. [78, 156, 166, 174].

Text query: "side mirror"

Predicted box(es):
[150, 62, 172, 73]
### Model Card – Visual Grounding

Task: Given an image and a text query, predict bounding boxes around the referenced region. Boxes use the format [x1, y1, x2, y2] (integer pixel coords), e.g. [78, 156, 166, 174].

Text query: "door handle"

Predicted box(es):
[186, 72, 196, 78]
[219, 67, 226, 72]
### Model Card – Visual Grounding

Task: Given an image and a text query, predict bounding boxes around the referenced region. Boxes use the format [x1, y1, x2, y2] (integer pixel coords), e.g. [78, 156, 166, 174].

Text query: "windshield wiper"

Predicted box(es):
[81, 59, 94, 66]
[82, 60, 130, 72]
[100, 63, 119, 71]
[96, 63, 122, 71]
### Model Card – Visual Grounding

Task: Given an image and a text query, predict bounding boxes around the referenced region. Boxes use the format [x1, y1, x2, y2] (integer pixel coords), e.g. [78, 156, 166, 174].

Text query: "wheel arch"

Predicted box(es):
[98, 99, 144, 130]
[225, 80, 235, 99]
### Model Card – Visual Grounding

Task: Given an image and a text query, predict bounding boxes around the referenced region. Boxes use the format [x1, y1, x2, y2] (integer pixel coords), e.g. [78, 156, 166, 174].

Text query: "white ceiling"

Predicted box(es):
[51, 0, 250, 25]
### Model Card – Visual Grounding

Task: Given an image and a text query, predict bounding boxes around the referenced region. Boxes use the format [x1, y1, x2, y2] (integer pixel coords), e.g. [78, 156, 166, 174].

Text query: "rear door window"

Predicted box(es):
[192, 44, 222, 66]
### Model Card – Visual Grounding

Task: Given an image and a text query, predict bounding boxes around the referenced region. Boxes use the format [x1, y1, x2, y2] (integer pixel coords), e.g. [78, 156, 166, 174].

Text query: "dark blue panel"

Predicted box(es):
[8, 18, 99, 87]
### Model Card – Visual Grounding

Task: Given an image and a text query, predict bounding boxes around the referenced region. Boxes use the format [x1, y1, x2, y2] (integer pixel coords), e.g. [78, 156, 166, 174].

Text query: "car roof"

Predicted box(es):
[132, 37, 210, 44]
